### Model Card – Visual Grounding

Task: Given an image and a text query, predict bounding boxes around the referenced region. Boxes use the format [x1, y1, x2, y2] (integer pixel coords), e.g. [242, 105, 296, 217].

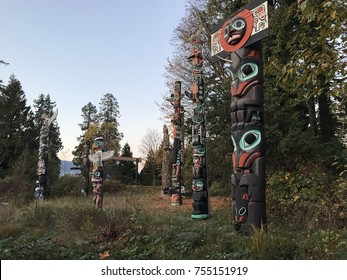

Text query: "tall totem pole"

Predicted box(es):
[169, 81, 184, 206]
[88, 136, 114, 208]
[81, 143, 90, 196]
[35, 110, 58, 200]
[211, 0, 269, 232]
[186, 40, 209, 219]
[161, 124, 172, 194]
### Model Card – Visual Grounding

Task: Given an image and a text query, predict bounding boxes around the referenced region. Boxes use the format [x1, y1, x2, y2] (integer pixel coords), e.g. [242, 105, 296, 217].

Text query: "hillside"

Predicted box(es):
[60, 160, 80, 176]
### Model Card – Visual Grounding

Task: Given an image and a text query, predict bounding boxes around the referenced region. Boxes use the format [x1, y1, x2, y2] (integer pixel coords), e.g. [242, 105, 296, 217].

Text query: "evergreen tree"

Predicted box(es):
[163, 0, 346, 192]
[98, 93, 123, 179]
[0, 74, 35, 178]
[79, 102, 98, 131]
[72, 102, 98, 166]
[116, 143, 137, 184]
[98, 93, 123, 153]
[73, 94, 123, 178]
[33, 94, 63, 185]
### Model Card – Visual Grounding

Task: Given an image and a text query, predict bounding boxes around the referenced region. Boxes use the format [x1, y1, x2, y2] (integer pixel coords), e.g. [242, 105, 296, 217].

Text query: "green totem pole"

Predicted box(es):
[186, 40, 209, 219]
[211, 0, 269, 232]
[88, 136, 114, 208]
[35, 110, 58, 200]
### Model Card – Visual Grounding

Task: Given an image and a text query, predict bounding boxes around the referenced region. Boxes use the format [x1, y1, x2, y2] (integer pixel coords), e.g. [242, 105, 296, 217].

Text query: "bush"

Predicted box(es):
[51, 175, 81, 197]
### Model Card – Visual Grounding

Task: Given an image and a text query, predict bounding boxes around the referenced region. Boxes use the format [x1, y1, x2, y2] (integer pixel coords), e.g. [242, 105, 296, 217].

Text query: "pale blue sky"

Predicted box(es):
[0, 0, 187, 160]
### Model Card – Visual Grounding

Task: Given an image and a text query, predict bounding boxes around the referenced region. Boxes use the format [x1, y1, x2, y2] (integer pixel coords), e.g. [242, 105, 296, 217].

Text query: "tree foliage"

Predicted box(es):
[139, 128, 162, 186]
[72, 93, 123, 179]
[115, 143, 137, 184]
[162, 0, 347, 220]
[0, 75, 63, 199]
[0, 75, 35, 178]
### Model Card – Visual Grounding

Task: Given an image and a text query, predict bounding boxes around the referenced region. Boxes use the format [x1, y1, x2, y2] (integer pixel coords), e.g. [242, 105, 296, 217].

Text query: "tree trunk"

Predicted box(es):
[318, 91, 334, 143]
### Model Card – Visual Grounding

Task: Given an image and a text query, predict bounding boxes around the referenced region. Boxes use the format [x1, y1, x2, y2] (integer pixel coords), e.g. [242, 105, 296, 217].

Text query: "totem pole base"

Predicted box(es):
[191, 214, 209, 219]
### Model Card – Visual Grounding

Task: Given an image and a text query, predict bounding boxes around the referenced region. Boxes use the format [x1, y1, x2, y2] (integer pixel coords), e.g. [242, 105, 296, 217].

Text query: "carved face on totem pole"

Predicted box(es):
[223, 17, 247, 46]
[220, 9, 253, 53]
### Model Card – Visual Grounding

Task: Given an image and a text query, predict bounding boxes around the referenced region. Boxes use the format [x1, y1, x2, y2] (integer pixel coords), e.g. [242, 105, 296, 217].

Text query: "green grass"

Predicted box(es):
[0, 185, 346, 260]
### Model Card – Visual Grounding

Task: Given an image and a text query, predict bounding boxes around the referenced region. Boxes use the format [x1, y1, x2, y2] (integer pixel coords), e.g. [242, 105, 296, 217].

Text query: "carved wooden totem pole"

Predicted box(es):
[169, 81, 184, 206]
[35, 110, 58, 200]
[88, 136, 114, 208]
[81, 143, 90, 196]
[186, 40, 209, 219]
[161, 124, 172, 194]
[211, 0, 269, 232]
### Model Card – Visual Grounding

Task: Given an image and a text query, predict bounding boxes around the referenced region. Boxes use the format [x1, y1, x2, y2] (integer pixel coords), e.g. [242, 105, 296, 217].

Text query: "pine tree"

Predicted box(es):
[98, 93, 123, 153]
[98, 93, 123, 179]
[72, 102, 98, 166]
[0, 74, 35, 178]
[116, 143, 137, 184]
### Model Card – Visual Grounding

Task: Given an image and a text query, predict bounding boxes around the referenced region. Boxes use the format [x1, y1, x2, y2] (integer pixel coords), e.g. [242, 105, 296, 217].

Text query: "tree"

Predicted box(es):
[162, 0, 347, 198]
[33, 94, 63, 185]
[161, 0, 244, 191]
[73, 93, 123, 178]
[139, 128, 162, 186]
[0, 75, 35, 178]
[79, 102, 98, 131]
[262, 0, 347, 169]
[98, 93, 122, 152]
[116, 143, 137, 184]
[98, 93, 123, 179]
[72, 102, 98, 166]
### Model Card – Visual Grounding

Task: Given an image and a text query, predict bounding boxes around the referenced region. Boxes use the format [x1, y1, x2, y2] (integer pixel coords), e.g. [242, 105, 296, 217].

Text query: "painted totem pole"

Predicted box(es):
[88, 136, 114, 208]
[169, 81, 184, 206]
[211, 0, 269, 232]
[161, 124, 172, 194]
[35, 110, 58, 200]
[81, 143, 90, 196]
[186, 40, 209, 219]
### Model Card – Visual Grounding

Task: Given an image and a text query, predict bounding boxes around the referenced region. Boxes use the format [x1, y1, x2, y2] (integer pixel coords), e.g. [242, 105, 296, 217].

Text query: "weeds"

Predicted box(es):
[0, 185, 346, 259]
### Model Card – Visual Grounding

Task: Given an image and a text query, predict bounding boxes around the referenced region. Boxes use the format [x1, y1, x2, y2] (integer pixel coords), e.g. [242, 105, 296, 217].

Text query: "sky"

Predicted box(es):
[0, 0, 188, 161]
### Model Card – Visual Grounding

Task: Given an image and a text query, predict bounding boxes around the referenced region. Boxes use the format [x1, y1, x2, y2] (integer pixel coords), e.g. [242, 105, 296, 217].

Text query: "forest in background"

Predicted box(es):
[0, 0, 347, 259]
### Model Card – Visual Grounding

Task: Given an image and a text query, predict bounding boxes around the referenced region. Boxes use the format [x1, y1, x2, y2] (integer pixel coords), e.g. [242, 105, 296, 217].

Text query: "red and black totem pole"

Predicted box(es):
[186, 40, 209, 219]
[35, 110, 58, 200]
[169, 81, 184, 206]
[88, 136, 114, 208]
[211, 0, 269, 232]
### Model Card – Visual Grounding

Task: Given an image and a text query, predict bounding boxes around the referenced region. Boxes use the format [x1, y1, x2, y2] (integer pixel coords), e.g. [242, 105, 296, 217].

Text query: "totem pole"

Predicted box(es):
[81, 143, 90, 196]
[211, 0, 269, 232]
[35, 110, 58, 200]
[161, 124, 172, 194]
[88, 136, 114, 208]
[186, 40, 209, 219]
[169, 81, 184, 206]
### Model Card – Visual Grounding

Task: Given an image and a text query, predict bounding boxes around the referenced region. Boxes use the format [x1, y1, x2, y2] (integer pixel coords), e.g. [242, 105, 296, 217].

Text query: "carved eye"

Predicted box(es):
[240, 130, 261, 151]
[238, 63, 258, 81]
[194, 147, 206, 156]
[231, 19, 245, 30]
[238, 207, 247, 216]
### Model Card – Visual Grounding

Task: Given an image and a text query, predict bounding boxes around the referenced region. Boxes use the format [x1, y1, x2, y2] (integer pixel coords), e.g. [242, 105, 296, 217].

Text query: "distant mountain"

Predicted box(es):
[60, 160, 81, 176]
